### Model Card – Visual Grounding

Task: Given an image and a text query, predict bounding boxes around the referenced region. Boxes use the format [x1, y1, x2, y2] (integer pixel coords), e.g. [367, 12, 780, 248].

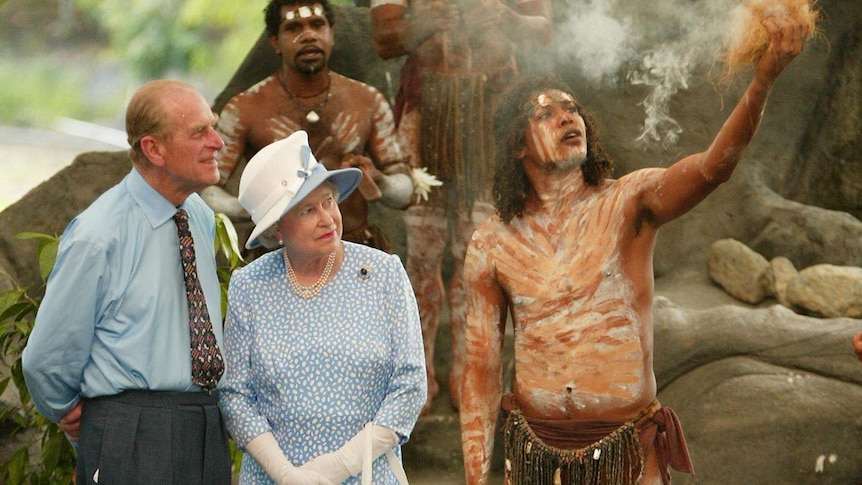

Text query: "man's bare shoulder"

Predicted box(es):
[227, 75, 281, 109]
[471, 213, 516, 247]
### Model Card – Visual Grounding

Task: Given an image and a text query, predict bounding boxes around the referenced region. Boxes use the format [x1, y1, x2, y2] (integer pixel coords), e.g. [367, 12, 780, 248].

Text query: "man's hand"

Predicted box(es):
[341, 154, 383, 201]
[341, 154, 382, 183]
[59, 402, 83, 441]
[754, 16, 808, 84]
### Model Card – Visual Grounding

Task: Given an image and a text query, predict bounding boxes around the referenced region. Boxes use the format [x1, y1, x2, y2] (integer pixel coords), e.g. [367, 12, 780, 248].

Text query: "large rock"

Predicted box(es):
[766, 256, 799, 307]
[786, 264, 862, 318]
[0, 151, 130, 292]
[706, 237, 862, 319]
[654, 297, 862, 484]
[707, 238, 771, 304]
[784, 16, 862, 221]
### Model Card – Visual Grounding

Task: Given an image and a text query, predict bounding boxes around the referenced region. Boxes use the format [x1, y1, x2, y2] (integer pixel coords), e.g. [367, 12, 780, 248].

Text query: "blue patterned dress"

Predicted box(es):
[220, 242, 427, 484]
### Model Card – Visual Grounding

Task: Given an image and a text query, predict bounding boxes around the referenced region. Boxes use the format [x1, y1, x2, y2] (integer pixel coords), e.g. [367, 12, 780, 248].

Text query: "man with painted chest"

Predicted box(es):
[459, 14, 810, 485]
[203, 0, 414, 254]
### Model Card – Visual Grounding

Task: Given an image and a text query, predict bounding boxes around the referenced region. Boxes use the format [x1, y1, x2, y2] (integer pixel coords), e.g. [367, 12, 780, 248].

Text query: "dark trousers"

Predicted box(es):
[77, 390, 232, 485]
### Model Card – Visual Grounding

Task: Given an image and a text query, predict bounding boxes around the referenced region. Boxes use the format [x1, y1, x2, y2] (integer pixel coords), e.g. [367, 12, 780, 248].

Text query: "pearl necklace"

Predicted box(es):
[283, 250, 335, 299]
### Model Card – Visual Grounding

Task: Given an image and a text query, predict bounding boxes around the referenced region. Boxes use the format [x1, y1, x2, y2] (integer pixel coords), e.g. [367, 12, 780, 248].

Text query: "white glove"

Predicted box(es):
[245, 432, 334, 485]
[301, 423, 400, 483]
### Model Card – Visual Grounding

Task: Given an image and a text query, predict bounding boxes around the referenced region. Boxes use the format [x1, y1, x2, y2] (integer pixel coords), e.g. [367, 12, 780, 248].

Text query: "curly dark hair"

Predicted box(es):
[492, 73, 614, 223]
[264, 0, 336, 37]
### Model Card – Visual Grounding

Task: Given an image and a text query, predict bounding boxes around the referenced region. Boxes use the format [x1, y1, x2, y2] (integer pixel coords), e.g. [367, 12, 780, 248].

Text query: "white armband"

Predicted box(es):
[378, 172, 415, 209]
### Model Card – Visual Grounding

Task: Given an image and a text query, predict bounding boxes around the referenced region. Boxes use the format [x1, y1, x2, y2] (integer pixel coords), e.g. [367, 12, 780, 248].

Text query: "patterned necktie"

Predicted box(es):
[173, 209, 225, 391]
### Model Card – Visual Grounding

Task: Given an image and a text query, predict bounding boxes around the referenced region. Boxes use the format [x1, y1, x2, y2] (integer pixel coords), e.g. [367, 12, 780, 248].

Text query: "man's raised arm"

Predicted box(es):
[641, 16, 809, 226]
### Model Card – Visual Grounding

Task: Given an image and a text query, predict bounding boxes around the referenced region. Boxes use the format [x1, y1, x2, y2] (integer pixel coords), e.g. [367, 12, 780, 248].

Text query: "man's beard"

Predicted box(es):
[296, 61, 325, 75]
[294, 52, 327, 75]
[542, 154, 586, 173]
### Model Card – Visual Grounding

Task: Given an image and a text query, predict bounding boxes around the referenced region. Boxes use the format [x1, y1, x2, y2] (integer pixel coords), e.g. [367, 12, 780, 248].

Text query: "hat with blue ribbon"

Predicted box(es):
[238, 130, 362, 249]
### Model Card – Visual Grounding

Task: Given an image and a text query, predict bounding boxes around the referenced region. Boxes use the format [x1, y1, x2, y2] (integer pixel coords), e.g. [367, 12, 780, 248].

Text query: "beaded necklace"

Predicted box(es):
[283, 249, 335, 298]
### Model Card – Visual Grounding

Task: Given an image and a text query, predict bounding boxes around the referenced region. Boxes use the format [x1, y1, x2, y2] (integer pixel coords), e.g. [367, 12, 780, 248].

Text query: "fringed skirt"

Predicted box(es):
[501, 394, 694, 485]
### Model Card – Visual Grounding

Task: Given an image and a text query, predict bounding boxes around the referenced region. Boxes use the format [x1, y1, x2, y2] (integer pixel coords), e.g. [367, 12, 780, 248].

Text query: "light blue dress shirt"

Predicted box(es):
[22, 168, 224, 423]
[220, 242, 426, 485]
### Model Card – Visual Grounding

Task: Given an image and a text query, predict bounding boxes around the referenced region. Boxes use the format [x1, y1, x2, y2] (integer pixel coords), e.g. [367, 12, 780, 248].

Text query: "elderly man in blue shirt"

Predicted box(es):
[22, 79, 232, 485]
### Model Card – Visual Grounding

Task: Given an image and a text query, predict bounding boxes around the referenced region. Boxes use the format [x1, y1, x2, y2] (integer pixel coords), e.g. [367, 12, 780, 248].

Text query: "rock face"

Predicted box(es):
[1, 1, 861, 484]
[0, 152, 132, 292]
[654, 298, 862, 484]
[784, 17, 862, 221]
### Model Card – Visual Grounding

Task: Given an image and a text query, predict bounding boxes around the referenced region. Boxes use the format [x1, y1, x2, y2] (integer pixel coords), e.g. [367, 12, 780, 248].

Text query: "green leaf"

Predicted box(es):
[15, 232, 58, 243]
[215, 213, 244, 268]
[12, 232, 60, 282]
[0, 286, 26, 319]
[12, 359, 30, 405]
[4, 447, 29, 484]
[0, 300, 33, 322]
[37, 238, 59, 282]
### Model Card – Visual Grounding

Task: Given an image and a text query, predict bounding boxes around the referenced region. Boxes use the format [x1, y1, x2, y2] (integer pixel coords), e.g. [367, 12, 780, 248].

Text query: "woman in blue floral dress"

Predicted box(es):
[220, 130, 427, 485]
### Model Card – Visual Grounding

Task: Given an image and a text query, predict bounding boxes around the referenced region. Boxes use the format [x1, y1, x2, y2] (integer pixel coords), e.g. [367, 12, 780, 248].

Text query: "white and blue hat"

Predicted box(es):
[239, 130, 362, 249]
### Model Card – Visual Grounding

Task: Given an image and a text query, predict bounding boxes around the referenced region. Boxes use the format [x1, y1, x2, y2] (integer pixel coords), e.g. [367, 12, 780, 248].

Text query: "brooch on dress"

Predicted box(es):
[358, 264, 372, 280]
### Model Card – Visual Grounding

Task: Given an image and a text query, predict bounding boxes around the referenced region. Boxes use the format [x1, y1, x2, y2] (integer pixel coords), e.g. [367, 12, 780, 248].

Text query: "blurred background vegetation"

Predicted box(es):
[0, 0, 348, 128]
[0, 0, 348, 211]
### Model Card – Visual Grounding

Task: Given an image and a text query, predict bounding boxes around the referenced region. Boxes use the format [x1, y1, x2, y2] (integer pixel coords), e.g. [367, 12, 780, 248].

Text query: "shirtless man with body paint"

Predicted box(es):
[202, 0, 413, 253]
[369, 0, 553, 414]
[460, 16, 809, 485]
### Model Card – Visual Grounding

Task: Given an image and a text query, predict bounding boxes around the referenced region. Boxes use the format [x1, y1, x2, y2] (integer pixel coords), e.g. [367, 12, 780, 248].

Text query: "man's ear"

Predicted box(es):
[269, 35, 281, 56]
[516, 144, 527, 160]
[140, 136, 165, 167]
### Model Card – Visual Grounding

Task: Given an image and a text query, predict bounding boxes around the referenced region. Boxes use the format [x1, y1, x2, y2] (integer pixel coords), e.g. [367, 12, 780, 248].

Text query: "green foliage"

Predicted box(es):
[73, 0, 267, 81]
[0, 0, 271, 126]
[0, 56, 126, 126]
[0, 215, 246, 483]
[0, 234, 76, 484]
[215, 213, 246, 318]
[213, 214, 247, 470]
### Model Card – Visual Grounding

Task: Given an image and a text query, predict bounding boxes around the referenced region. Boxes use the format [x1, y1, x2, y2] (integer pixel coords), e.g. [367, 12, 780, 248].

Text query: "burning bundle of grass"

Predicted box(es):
[722, 0, 820, 79]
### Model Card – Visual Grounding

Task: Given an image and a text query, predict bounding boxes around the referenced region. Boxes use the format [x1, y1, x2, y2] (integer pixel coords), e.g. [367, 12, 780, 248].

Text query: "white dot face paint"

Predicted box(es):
[292, 30, 323, 43]
[284, 3, 324, 20]
[537, 93, 552, 107]
[535, 91, 574, 107]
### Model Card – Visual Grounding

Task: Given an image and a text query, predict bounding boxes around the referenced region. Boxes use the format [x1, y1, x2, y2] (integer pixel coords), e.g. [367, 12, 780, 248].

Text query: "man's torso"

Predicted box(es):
[218, 73, 404, 233]
[472, 176, 661, 421]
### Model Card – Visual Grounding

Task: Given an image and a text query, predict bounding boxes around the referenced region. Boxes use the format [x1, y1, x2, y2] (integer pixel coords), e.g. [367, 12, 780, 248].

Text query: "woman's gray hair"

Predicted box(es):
[256, 224, 281, 250]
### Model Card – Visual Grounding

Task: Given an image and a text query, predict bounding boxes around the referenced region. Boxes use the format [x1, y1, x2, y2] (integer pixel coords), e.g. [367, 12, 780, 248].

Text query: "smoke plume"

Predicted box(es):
[553, 0, 739, 147]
